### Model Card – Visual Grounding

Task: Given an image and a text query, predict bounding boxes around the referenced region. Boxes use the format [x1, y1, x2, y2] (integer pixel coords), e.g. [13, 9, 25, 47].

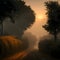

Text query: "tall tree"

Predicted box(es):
[0, 0, 25, 35]
[43, 1, 60, 41]
[0, 0, 35, 37]
[4, 2, 35, 38]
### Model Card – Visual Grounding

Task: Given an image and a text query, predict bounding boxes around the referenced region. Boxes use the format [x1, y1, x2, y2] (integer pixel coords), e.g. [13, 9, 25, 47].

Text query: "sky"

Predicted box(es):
[24, 0, 59, 39]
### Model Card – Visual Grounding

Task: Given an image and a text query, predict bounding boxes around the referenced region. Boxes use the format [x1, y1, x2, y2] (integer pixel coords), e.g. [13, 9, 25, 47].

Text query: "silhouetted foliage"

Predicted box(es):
[38, 36, 60, 60]
[3, 5, 35, 38]
[43, 1, 60, 41]
[0, 0, 25, 35]
[0, 0, 35, 36]
[17, 6, 35, 38]
[0, 0, 25, 22]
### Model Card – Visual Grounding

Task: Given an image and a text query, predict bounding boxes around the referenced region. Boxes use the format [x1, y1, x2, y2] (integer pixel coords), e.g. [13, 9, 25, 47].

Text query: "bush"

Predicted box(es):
[0, 36, 24, 58]
[38, 38, 60, 59]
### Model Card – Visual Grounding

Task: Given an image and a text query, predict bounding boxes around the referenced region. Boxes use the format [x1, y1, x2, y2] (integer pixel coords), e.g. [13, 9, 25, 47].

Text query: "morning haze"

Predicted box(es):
[24, 0, 60, 39]
[0, 0, 60, 60]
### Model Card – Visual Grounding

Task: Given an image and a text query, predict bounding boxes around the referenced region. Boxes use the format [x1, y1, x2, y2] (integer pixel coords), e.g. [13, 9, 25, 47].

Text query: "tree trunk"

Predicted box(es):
[0, 22, 3, 36]
[54, 34, 57, 42]
[54, 32, 57, 42]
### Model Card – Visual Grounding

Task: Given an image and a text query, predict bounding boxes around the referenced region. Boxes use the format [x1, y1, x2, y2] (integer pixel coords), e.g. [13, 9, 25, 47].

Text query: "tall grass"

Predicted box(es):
[0, 36, 24, 58]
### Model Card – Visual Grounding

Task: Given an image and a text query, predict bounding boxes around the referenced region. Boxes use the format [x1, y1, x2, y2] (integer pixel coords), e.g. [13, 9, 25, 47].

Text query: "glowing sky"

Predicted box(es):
[24, 0, 60, 39]
[24, 0, 47, 19]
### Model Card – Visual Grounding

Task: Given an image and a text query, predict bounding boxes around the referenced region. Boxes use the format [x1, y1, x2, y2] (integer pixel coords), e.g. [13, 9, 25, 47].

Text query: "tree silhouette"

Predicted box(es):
[17, 6, 35, 36]
[43, 1, 60, 41]
[0, 0, 35, 37]
[0, 0, 25, 35]
[38, 36, 60, 60]
[4, 4, 35, 38]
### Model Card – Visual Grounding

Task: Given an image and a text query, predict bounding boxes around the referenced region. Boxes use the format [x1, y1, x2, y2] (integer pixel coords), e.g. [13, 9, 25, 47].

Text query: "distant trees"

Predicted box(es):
[43, 1, 60, 41]
[0, 0, 35, 36]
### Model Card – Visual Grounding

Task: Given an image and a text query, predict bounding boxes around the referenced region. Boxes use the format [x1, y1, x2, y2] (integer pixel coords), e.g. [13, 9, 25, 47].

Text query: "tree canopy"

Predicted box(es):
[1, 0, 35, 37]
[43, 1, 60, 41]
[0, 0, 25, 23]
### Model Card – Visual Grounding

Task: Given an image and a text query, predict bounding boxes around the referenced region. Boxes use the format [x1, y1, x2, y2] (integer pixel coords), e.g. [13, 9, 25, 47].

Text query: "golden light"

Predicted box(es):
[36, 14, 46, 19]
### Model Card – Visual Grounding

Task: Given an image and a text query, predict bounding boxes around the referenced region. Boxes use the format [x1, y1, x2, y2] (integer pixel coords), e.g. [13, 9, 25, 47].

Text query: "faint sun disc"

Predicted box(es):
[36, 14, 46, 20]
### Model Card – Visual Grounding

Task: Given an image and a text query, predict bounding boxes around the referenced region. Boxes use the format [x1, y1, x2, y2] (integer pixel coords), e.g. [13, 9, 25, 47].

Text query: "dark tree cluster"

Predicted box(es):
[0, 0, 25, 35]
[43, 1, 60, 41]
[0, 0, 35, 36]
[0, 0, 24, 23]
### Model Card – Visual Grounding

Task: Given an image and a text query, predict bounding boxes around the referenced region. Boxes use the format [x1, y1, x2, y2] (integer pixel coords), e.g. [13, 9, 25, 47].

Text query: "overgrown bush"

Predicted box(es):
[0, 36, 24, 58]
[39, 38, 60, 59]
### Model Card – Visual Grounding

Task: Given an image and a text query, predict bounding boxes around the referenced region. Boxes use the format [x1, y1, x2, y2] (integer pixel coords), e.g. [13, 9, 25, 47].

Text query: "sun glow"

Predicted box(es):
[36, 14, 46, 20]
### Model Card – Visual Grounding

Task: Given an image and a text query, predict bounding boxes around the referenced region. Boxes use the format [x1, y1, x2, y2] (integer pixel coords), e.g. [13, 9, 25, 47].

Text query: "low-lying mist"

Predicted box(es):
[22, 32, 38, 50]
